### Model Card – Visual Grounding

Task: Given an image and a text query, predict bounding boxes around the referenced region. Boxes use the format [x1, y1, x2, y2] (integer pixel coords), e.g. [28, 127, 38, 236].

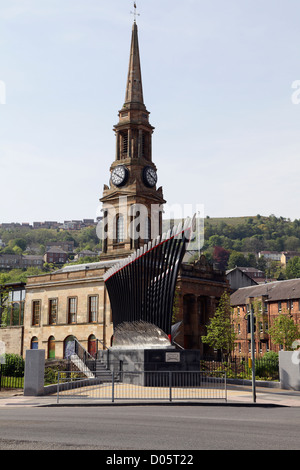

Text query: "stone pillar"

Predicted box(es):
[24, 349, 45, 396]
[115, 131, 120, 160]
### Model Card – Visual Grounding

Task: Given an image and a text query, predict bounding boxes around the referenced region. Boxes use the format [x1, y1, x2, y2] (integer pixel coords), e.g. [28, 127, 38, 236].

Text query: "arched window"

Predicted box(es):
[48, 336, 55, 359]
[31, 336, 38, 350]
[64, 335, 76, 359]
[144, 217, 151, 242]
[116, 215, 124, 243]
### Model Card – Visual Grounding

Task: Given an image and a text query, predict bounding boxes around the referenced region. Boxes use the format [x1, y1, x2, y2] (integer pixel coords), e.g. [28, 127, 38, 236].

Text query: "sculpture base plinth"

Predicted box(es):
[100, 348, 201, 386]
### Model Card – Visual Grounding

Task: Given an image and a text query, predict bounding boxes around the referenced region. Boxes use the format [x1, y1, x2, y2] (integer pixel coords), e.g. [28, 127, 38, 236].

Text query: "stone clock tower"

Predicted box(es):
[100, 20, 166, 259]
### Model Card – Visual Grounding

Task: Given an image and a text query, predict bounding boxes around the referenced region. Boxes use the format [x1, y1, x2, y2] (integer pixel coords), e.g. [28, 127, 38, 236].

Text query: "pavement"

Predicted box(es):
[1, 384, 300, 407]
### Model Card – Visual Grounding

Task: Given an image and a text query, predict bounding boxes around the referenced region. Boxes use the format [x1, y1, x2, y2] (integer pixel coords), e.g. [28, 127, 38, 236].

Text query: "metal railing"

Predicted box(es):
[56, 370, 227, 403]
[0, 356, 24, 390]
[73, 338, 94, 364]
[200, 356, 279, 381]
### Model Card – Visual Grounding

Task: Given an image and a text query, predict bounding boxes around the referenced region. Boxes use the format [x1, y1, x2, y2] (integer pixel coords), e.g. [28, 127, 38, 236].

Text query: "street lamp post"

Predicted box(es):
[250, 308, 256, 403]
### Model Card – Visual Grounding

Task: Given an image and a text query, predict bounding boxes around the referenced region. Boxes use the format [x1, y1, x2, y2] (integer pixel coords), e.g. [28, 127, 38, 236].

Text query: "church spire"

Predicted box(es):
[124, 21, 145, 109]
[100, 12, 166, 260]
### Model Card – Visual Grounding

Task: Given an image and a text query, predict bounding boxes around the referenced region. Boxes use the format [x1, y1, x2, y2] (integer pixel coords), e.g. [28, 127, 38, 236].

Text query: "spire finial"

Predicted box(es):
[130, 2, 140, 23]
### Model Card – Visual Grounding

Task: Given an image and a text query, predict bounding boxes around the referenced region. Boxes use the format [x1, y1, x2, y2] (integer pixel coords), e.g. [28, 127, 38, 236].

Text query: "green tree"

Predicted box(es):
[256, 255, 267, 273]
[9, 238, 27, 251]
[284, 236, 300, 251]
[286, 257, 300, 279]
[269, 314, 300, 351]
[227, 251, 248, 270]
[201, 292, 236, 359]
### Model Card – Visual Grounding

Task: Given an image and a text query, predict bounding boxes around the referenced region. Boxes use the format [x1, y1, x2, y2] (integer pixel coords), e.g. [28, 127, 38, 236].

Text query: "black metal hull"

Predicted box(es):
[103, 218, 194, 336]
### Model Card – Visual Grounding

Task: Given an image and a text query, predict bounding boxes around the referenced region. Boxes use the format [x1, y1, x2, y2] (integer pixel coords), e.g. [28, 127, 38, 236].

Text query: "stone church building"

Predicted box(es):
[3, 20, 228, 360]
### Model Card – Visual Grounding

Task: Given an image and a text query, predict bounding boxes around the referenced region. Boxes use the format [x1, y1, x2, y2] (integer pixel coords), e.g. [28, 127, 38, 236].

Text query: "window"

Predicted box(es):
[32, 301, 41, 326]
[141, 132, 145, 157]
[278, 301, 282, 313]
[68, 297, 77, 324]
[89, 296, 98, 323]
[116, 215, 124, 243]
[103, 209, 108, 253]
[122, 132, 128, 156]
[144, 217, 151, 242]
[49, 299, 58, 325]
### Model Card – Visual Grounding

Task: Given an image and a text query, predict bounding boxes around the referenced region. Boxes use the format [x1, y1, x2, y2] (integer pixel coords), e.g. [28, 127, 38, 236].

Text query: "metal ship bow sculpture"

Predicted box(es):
[103, 216, 196, 348]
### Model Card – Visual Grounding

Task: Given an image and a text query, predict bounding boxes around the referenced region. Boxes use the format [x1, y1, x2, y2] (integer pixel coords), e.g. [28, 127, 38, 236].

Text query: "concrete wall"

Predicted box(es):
[279, 351, 300, 390]
[0, 326, 23, 355]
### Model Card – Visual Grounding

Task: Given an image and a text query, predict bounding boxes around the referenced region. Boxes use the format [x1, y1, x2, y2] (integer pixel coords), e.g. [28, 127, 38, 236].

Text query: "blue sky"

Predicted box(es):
[1, 0, 300, 223]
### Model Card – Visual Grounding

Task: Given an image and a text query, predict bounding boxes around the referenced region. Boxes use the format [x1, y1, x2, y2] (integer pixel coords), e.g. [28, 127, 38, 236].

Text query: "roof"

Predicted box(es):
[2, 282, 26, 289]
[226, 266, 263, 274]
[231, 278, 300, 305]
[239, 267, 264, 273]
[46, 246, 67, 254]
[55, 258, 125, 274]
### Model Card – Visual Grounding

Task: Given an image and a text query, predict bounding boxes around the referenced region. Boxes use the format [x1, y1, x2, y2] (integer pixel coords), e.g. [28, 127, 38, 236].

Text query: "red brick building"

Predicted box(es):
[175, 255, 229, 353]
[44, 247, 68, 265]
[230, 279, 300, 356]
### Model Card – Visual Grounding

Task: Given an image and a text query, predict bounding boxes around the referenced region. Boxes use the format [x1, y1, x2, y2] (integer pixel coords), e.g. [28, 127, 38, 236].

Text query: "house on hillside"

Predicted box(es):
[281, 251, 300, 268]
[44, 247, 68, 265]
[226, 267, 258, 292]
[258, 251, 282, 262]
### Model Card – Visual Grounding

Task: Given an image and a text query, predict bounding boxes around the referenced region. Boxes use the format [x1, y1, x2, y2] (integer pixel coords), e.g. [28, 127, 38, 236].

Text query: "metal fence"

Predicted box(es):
[0, 355, 24, 390]
[56, 370, 227, 404]
[200, 356, 279, 381]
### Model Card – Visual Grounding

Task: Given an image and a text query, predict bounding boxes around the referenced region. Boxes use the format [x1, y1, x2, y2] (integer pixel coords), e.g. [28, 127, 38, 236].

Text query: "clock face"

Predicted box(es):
[111, 165, 128, 187]
[143, 166, 157, 188]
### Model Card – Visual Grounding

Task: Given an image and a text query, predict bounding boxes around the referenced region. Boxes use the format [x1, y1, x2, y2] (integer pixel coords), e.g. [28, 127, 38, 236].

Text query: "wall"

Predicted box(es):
[279, 351, 300, 390]
[0, 326, 23, 355]
[23, 266, 113, 359]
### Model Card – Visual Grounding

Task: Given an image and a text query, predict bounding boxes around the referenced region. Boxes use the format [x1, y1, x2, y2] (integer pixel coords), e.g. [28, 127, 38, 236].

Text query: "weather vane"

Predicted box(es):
[130, 2, 140, 23]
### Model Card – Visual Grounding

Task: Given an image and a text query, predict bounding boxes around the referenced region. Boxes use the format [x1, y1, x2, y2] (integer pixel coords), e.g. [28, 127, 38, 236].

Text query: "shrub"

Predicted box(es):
[2, 354, 24, 377]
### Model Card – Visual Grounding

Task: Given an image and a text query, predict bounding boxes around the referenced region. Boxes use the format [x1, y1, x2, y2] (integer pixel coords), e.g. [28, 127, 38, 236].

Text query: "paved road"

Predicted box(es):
[0, 404, 300, 451]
